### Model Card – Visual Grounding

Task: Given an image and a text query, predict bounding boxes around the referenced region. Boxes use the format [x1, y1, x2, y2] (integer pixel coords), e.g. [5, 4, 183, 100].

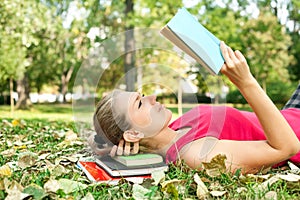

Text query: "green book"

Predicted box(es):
[113, 153, 163, 167]
[160, 7, 224, 75]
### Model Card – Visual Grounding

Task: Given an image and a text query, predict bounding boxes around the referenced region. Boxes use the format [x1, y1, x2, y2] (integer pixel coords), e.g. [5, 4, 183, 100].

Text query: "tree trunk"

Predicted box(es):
[15, 73, 31, 109]
[9, 77, 14, 115]
[124, 0, 136, 92]
[61, 66, 74, 103]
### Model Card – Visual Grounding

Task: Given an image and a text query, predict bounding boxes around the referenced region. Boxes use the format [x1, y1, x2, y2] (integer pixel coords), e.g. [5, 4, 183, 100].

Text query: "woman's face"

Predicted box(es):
[113, 91, 172, 137]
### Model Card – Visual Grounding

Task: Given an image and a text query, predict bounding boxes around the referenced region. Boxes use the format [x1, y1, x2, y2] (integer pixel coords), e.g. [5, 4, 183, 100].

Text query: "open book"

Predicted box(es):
[160, 7, 224, 75]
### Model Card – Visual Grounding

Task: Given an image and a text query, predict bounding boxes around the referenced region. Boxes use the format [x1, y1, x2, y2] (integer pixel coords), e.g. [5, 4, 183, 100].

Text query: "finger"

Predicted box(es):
[131, 142, 139, 154]
[109, 145, 118, 157]
[124, 141, 131, 156]
[227, 46, 236, 59]
[220, 41, 229, 60]
[117, 139, 124, 155]
[234, 50, 246, 62]
[220, 42, 234, 67]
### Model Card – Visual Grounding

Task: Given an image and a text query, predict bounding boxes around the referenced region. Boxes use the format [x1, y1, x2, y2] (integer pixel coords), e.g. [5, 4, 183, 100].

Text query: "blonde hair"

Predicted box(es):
[93, 91, 131, 145]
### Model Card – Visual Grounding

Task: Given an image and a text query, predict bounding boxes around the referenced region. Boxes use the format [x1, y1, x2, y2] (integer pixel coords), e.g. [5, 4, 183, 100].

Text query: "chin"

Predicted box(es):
[165, 109, 173, 123]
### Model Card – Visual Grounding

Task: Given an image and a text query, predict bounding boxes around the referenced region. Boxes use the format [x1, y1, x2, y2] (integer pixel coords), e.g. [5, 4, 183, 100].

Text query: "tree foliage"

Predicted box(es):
[0, 0, 300, 107]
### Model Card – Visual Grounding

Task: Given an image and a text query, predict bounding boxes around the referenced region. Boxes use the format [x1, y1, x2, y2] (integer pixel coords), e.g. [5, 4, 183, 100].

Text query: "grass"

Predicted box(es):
[0, 103, 299, 199]
[0, 103, 73, 121]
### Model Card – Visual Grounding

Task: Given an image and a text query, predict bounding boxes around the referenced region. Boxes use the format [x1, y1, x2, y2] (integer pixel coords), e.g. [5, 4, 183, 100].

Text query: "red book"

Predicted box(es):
[77, 160, 151, 184]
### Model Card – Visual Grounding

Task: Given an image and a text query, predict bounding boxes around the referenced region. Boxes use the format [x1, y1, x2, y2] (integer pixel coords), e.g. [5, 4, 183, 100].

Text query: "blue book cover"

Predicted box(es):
[160, 7, 224, 74]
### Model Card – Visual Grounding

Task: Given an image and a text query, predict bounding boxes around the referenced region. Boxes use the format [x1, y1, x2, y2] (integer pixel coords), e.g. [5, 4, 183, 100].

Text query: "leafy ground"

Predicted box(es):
[0, 104, 300, 199]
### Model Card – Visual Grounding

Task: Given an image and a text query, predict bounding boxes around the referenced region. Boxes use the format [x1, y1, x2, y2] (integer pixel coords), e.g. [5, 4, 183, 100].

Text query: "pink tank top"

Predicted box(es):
[166, 105, 300, 166]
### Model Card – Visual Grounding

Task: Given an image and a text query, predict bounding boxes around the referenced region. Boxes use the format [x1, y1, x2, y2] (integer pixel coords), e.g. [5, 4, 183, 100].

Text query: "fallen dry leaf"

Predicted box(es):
[4, 178, 30, 200]
[161, 179, 185, 198]
[57, 178, 88, 194]
[23, 184, 48, 200]
[82, 192, 95, 200]
[202, 154, 227, 177]
[132, 184, 151, 200]
[44, 179, 60, 193]
[151, 168, 166, 186]
[194, 173, 209, 199]
[0, 164, 12, 177]
[0, 148, 15, 157]
[236, 187, 247, 193]
[210, 190, 226, 197]
[277, 173, 300, 182]
[51, 164, 70, 177]
[288, 161, 300, 173]
[65, 130, 78, 141]
[18, 152, 38, 169]
[255, 175, 280, 191]
[264, 191, 277, 200]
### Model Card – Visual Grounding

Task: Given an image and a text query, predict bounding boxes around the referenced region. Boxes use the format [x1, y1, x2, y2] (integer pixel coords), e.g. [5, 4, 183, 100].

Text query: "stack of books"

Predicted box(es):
[77, 153, 168, 184]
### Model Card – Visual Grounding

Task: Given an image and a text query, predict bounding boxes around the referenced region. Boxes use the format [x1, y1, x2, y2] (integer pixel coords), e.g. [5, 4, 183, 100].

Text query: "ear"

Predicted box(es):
[123, 130, 144, 142]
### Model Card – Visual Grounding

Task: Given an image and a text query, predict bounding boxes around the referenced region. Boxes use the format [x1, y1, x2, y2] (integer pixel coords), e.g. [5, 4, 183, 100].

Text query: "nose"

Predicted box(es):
[145, 94, 157, 105]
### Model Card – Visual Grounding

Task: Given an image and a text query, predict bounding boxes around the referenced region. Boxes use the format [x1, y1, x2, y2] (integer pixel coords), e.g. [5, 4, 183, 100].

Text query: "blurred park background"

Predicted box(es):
[1, 0, 300, 121]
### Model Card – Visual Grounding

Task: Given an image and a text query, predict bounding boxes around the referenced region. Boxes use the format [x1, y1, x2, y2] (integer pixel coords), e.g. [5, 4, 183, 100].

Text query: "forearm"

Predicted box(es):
[219, 41, 300, 157]
[239, 80, 300, 155]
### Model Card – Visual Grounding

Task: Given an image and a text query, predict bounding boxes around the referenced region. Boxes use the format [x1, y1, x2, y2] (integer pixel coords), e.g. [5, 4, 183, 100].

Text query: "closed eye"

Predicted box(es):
[138, 94, 144, 109]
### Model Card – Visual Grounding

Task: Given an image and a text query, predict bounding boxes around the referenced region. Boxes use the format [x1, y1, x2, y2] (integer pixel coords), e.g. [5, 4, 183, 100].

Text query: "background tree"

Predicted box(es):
[240, 10, 292, 91]
[286, 0, 300, 82]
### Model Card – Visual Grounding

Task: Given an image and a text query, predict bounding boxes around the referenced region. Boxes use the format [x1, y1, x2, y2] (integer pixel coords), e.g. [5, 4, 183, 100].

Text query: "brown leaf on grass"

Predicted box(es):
[57, 178, 88, 194]
[202, 154, 227, 177]
[65, 130, 78, 141]
[132, 184, 151, 200]
[0, 179, 4, 190]
[288, 161, 300, 173]
[194, 173, 209, 199]
[210, 190, 226, 197]
[236, 187, 247, 193]
[161, 179, 186, 198]
[38, 152, 51, 160]
[265, 191, 277, 200]
[151, 168, 166, 186]
[2, 119, 13, 127]
[82, 192, 95, 200]
[44, 179, 60, 193]
[255, 175, 280, 191]
[17, 152, 38, 169]
[57, 130, 83, 148]
[277, 173, 300, 182]
[51, 164, 70, 177]
[0, 148, 15, 157]
[3, 178, 30, 200]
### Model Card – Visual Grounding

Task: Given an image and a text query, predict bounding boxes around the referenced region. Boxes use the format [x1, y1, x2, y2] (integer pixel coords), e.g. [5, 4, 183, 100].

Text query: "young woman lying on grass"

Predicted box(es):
[90, 41, 300, 174]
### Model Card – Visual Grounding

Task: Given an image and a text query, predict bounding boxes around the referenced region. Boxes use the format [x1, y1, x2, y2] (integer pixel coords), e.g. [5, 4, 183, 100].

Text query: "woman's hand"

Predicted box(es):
[112, 139, 139, 157]
[220, 41, 256, 89]
[87, 132, 139, 157]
